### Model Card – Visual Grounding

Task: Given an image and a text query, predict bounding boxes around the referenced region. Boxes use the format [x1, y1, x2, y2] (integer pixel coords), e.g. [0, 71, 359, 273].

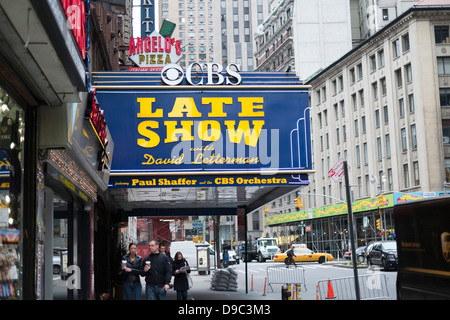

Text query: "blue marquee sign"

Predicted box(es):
[92, 65, 312, 188]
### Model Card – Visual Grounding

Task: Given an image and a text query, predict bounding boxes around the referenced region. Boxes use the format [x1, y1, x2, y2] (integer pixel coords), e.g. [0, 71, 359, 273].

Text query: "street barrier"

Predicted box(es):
[266, 265, 306, 292]
[317, 272, 390, 300]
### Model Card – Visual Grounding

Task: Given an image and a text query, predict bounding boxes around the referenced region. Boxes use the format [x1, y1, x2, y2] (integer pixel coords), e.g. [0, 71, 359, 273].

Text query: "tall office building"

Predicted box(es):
[258, 1, 450, 254]
[159, 0, 270, 70]
[254, 0, 353, 81]
[354, 0, 417, 43]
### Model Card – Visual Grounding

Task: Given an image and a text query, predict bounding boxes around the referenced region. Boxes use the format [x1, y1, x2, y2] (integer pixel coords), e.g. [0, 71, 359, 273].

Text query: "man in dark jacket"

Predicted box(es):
[141, 240, 172, 300]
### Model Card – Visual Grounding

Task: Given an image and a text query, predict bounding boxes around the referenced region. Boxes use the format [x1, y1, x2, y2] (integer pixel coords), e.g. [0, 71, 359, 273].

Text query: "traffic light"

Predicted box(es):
[294, 197, 303, 209]
[376, 218, 381, 230]
[264, 205, 269, 213]
[378, 194, 385, 207]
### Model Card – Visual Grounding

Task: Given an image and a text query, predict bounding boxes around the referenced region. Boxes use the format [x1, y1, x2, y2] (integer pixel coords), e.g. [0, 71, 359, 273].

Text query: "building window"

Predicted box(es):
[356, 145, 360, 167]
[413, 161, 420, 186]
[387, 168, 393, 191]
[438, 57, 450, 75]
[405, 64, 412, 83]
[352, 93, 357, 110]
[402, 33, 410, 52]
[380, 77, 387, 95]
[403, 163, 410, 188]
[349, 68, 356, 84]
[393, 38, 401, 58]
[382, 8, 389, 21]
[375, 109, 380, 127]
[372, 82, 378, 100]
[383, 105, 389, 123]
[401, 128, 407, 152]
[411, 124, 417, 149]
[378, 49, 385, 67]
[370, 54, 376, 72]
[357, 63, 363, 80]
[435, 26, 449, 44]
[440, 88, 450, 106]
[359, 89, 365, 107]
[408, 93, 415, 113]
[377, 137, 382, 160]
[385, 134, 391, 158]
[399, 98, 405, 117]
[395, 69, 402, 88]
[363, 142, 368, 165]
[442, 120, 450, 144]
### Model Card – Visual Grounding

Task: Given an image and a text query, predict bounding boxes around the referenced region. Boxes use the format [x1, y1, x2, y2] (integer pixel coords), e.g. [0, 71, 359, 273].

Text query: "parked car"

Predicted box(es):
[274, 247, 334, 264]
[53, 248, 67, 274]
[219, 249, 239, 264]
[366, 241, 398, 270]
[343, 246, 366, 262]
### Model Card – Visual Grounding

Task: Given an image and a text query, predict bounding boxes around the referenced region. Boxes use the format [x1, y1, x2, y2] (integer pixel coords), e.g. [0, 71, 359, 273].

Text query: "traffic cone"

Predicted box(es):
[316, 285, 320, 300]
[262, 277, 267, 296]
[326, 280, 335, 299]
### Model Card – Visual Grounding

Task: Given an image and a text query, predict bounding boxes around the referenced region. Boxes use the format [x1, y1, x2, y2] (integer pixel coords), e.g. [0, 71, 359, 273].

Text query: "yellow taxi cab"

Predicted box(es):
[274, 247, 334, 264]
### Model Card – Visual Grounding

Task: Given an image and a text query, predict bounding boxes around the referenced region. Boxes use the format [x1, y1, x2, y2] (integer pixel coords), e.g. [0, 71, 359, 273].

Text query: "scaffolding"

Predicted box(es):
[270, 208, 394, 258]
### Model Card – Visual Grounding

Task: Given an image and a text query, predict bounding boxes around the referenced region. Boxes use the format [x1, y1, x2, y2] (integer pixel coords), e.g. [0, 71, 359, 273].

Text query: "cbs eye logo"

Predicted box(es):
[160, 63, 242, 86]
[161, 64, 184, 86]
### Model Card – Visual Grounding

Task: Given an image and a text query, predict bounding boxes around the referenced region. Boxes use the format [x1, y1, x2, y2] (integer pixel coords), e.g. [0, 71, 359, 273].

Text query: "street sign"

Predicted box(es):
[328, 158, 349, 182]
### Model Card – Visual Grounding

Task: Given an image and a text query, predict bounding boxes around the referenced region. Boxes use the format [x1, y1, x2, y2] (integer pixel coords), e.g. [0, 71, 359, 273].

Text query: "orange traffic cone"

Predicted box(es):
[326, 280, 336, 299]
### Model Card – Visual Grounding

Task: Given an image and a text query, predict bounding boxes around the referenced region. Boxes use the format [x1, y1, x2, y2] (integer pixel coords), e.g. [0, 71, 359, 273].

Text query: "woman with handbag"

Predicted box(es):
[172, 251, 191, 300]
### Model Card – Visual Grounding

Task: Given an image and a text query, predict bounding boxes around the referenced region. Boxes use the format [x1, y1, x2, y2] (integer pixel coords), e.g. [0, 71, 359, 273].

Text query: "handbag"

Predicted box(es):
[187, 273, 193, 289]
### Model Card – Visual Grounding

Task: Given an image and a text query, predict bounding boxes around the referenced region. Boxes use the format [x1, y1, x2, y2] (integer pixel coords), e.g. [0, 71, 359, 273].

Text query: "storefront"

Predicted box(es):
[0, 0, 114, 300]
[0, 85, 26, 299]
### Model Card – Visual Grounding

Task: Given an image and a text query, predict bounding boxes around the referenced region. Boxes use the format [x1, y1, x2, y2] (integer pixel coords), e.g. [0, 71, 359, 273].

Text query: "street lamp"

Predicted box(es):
[370, 173, 386, 195]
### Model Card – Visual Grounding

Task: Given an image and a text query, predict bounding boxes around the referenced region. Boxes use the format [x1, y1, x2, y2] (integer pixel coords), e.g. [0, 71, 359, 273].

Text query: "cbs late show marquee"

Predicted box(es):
[92, 63, 312, 188]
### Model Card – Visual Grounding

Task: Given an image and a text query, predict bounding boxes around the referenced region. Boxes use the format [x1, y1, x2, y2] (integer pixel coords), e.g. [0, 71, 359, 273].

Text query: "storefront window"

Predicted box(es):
[0, 86, 25, 299]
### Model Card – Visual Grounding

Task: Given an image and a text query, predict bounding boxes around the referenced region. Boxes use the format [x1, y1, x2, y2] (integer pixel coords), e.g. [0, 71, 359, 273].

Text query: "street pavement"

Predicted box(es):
[53, 267, 281, 300]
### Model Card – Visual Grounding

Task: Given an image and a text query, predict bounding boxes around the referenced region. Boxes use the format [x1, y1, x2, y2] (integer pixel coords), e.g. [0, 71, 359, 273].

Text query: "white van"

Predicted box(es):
[169, 241, 216, 270]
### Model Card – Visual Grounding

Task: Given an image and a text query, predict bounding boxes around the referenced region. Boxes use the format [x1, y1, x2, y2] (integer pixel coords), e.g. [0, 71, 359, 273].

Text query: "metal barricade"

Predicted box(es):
[317, 273, 390, 300]
[266, 266, 306, 292]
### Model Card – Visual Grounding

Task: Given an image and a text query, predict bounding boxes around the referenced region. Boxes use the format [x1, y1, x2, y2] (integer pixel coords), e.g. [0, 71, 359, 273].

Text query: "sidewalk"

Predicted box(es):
[52, 269, 281, 300]
[147, 270, 279, 300]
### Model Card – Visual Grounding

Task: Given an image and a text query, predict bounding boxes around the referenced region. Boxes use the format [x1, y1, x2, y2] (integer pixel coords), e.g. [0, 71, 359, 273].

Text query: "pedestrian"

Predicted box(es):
[141, 239, 172, 300]
[222, 248, 230, 268]
[120, 243, 143, 300]
[172, 251, 191, 300]
[160, 241, 174, 289]
[159, 241, 173, 264]
[286, 246, 297, 267]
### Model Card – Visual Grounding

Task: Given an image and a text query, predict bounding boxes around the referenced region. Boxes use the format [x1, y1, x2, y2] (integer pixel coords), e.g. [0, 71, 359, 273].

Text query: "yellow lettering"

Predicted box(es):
[198, 120, 221, 141]
[164, 121, 194, 143]
[137, 98, 163, 118]
[202, 97, 231, 117]
[224, 120, 265, 147]
[168, 97, 202, 118]
[238, 97, 264, 117]
[137, 121, 160, 148]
